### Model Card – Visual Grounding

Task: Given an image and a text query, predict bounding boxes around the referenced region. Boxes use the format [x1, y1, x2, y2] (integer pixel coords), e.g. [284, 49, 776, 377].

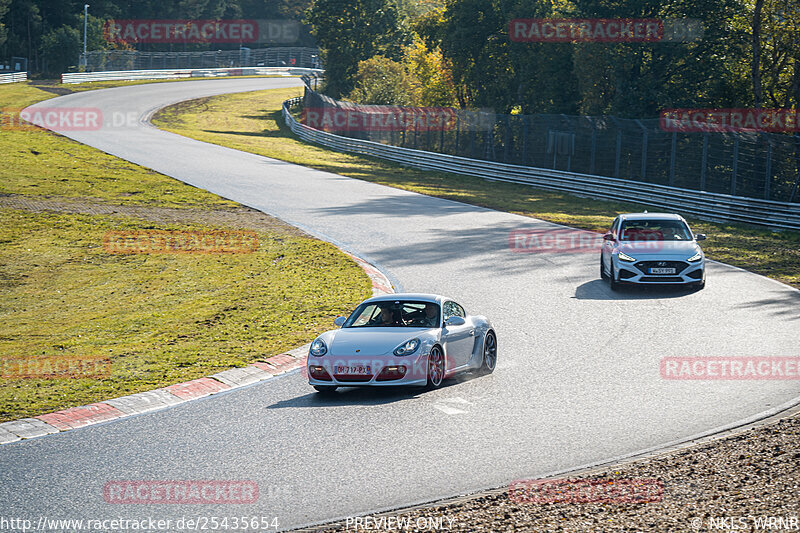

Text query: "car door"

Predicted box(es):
[441, 300, 475, 370]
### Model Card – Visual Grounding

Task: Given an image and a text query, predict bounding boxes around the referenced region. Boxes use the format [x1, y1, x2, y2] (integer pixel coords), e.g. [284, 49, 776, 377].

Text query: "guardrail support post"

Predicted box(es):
[669, 132, 677, 186]
[791, 135, 800, 203]
[636, 120, 647, 181]
[440, 115, 445, 153]
[732, 137, 739, 196]
[455, 115, 460, 155]
[522, 117, 528, 165]
[504, 115, 510, 163]
[764, 136, 772, 200]
[700, 134, 709, 191]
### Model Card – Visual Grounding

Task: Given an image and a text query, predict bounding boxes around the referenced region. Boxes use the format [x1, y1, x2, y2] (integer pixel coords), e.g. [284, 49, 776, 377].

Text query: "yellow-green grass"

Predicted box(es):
[152, 88, 800, 289]
[0, 82, 239, 208]
[0, 81, 371, 421]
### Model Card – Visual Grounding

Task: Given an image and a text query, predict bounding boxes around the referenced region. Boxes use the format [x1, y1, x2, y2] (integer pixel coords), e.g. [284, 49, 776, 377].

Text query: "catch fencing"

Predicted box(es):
[80, 47, 320, 72]
[283, 96, 800, 231]
[301, 89, 800, 205]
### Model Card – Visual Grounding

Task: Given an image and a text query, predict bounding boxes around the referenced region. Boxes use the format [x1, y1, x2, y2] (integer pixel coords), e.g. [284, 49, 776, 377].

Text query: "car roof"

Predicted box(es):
[619, 213, 684, 221]
[362, 293, 445, 305]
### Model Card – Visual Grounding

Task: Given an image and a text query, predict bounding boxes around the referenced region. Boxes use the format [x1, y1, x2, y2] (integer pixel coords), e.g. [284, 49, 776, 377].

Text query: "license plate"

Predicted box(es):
[335, 365, 371, 375]
[649, 267, 675, 274]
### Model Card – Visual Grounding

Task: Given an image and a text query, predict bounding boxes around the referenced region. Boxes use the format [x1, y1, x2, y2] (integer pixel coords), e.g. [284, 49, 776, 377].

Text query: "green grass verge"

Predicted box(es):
[152, 87, 800, 290]
[0, 80, 371, 422]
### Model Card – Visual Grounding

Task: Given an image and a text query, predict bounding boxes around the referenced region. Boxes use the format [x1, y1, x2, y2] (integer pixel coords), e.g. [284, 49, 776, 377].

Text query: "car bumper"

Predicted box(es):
[307, 353, 430, 387]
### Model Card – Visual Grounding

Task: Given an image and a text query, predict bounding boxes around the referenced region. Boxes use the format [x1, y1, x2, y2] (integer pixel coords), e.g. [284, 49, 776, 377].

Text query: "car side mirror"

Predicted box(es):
[695, 234, 707, 241]
[603, 234, 615, 241]
[334, 316, 346, 327]
[444, 316, 466, 327]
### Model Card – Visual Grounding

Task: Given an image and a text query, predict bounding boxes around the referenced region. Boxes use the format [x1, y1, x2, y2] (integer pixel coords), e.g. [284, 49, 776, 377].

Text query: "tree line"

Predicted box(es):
[306, 0, 800, 119]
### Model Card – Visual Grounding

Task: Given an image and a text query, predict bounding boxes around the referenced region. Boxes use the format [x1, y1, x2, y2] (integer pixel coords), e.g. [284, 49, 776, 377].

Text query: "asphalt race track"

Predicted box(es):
[2, 78, 799, 530]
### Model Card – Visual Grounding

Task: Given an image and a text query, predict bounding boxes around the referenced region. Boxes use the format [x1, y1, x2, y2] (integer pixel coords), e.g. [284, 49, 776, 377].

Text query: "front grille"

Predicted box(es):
[634, 261, 689, 275]
[640, 276, 685, 283]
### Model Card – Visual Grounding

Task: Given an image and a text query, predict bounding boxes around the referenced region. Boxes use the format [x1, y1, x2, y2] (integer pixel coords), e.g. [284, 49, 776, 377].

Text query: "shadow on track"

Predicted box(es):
[573, 279, 698, 300]
[266, 373, 485, 409]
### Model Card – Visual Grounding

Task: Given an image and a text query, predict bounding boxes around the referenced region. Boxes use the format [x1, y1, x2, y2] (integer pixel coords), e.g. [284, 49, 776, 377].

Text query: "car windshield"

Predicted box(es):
[619, 220, 692, 241]
[344, 301, 440, 328]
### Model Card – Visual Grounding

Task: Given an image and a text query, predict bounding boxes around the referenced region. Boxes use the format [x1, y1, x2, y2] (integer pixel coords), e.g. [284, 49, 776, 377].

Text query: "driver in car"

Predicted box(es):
[406, 304, 439, 327]
[368, 307, 397, 326]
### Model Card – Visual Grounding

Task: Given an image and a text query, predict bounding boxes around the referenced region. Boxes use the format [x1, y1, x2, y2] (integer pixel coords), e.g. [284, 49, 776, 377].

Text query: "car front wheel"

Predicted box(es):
[477, 331, 497, 375]
[600, 255, 609, 280]
[426, 346, 445, 390]
[610, 264, 620, 291]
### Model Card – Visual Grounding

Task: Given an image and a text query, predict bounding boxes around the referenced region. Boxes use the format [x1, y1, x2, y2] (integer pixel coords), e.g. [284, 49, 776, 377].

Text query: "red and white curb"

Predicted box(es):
[346, 253, 394, 296]
[0, 255, 394, 445]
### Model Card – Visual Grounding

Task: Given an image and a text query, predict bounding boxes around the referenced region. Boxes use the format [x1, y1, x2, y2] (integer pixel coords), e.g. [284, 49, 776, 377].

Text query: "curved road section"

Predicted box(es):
[2, 78, 799, 530]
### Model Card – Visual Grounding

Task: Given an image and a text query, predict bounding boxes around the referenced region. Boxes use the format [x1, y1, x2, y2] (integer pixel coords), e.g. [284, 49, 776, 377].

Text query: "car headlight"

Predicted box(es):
[618, 252, 637, 262]
[687, 251, 703, 262]
[393, 338, 420, 356]
[310, 338, 327, 357]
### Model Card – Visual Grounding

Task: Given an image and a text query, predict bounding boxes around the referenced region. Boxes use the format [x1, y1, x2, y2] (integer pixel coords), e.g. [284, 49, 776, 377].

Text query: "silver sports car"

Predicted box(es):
[307, 293, 497, 393]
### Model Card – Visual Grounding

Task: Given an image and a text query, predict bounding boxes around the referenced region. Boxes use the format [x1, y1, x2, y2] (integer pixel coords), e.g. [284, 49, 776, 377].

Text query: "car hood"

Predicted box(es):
[327, 328, 435, 356]
[619, 240, 701, 258]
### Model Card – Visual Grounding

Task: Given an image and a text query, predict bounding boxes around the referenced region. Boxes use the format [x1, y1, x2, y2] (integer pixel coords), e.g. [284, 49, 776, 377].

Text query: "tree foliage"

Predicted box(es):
[347, 55, 416, 105]
[310, 0, 800, 118]
[305, 0, 407, 98]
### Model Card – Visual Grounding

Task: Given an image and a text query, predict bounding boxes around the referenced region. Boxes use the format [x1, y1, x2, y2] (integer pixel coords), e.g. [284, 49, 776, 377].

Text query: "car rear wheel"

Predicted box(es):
[477, 331, 497, 375]
[426, 346, 445, 390]
[313, 385, 337, 394]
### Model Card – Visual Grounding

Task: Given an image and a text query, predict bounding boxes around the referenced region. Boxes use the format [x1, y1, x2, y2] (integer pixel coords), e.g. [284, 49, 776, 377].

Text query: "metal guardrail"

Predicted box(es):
[282, 97, 800, 231]
[0, 72, 27, 84]
[61, 67, 323, 84]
